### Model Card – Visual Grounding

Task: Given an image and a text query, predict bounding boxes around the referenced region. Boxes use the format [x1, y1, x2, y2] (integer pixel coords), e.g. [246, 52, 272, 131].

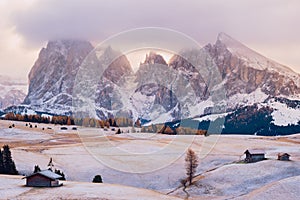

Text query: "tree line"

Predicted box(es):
[141, 124, 207, 135]
[3, 112, 139, 128]
[3, 113, 75, 125]
[3, 112, 206, 134]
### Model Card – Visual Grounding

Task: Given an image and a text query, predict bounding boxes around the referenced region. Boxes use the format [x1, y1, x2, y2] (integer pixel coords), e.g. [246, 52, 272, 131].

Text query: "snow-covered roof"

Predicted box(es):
[248, 149, 265, 155]
[278, 153, 290, 156]
[25, 170, 62, 180]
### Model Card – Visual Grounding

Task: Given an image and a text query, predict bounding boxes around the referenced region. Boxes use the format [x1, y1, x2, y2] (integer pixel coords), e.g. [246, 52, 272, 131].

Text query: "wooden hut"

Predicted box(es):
[277, 153, 290, 161]
[24, 170, 63, 187]
[244, 149, 265, 163]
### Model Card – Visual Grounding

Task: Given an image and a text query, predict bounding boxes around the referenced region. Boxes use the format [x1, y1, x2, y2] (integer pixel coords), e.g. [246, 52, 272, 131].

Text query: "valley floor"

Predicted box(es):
[0, 120, 300, 199]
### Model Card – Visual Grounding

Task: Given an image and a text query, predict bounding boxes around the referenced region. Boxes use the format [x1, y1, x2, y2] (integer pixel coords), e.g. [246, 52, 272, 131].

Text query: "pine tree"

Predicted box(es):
[185, 148, 198, 185]
[47, 157, 54, 171]
[54, 169, 66, 180]
[33, 165, 41, 173]
[2, 145, 18, 175]
[0, 149, 4, 173]
[112, 120, 117, 127]
[108, 118, 113, 126]
[115, 128, 121, 134]
[60, 172, 66, 180]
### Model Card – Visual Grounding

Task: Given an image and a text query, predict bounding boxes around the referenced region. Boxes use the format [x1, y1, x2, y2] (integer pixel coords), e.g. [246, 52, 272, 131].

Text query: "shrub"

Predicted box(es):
[92, 175, 103, 183]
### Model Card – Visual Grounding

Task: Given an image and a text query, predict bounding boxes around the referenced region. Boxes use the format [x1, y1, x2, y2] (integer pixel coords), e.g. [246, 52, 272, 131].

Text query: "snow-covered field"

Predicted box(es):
[0, 175, 180, 200]
[0, 120, 299, 199]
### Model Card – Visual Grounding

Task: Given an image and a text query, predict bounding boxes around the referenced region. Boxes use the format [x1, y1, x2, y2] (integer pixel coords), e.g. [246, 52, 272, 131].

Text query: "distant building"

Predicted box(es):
[277, 153, 290, 161]
[24, 170, 63, 187]
[244, 150, 265, 163]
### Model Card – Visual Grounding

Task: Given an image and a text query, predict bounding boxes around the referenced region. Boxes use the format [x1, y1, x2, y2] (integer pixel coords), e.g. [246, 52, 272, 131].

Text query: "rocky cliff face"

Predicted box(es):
[94, 47, 133, 118]
[133, 52, 180, 121]
[166, 33, 300, 104]
[168, 52, 209, 99]
[23, 40, 94, 114]
[204, 33, 300, 98]
[17, 34, 300, 135]
[23, 40, 133, 116]
[143, 52, 168, 65]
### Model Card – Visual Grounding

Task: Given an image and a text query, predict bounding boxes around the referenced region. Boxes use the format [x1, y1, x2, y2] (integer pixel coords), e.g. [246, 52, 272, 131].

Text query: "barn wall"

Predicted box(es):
[51, 180, 60, 186]
[26, 175, 52, 187]
[279, 155, 290, 161]
[251, 155, 265, 162]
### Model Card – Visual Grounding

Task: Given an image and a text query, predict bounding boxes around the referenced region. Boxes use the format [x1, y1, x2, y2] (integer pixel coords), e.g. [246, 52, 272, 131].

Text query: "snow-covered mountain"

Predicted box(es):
[206, 33, 300, 98]
[22, 40, 94, 115]
[131, 33, 300, 131]
[0, 75, 27, 110]
[8, 34, 300, 135]
[198, 33, 300, 134]
[21, 40, 133, 117]
[72, 45, 133, 119]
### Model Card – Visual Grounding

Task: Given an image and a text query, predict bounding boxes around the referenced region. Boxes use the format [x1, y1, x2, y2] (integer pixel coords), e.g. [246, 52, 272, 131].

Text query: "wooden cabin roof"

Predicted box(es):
[278, 153, 290, 157]
[24, 170, 62, 180]
[245, 149, 265, 155]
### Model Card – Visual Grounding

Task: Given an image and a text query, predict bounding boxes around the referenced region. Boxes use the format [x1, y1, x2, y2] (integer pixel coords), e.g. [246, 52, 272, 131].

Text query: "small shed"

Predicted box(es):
[278, 153, 290, 161]
[244, 149, 265, 163]
[24, 170, 63, 187]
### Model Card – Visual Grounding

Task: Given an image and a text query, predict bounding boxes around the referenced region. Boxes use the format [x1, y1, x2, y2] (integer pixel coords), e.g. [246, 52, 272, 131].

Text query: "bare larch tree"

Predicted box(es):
[185, 148, 199, 185]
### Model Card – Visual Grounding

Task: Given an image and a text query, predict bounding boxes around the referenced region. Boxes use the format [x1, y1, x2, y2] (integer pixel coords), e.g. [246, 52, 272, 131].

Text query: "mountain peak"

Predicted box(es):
[46, 39, 93, 53]
[215, 33, 298, 75]
[216, 32, 245, 49]
[143, 52, 167, 65]
[217, 32, 232, 40]
[47, 39, 91, 45]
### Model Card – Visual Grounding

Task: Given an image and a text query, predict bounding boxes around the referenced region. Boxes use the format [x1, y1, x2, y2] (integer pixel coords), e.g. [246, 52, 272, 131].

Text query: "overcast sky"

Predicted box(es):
[1, 0, 300, 81]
